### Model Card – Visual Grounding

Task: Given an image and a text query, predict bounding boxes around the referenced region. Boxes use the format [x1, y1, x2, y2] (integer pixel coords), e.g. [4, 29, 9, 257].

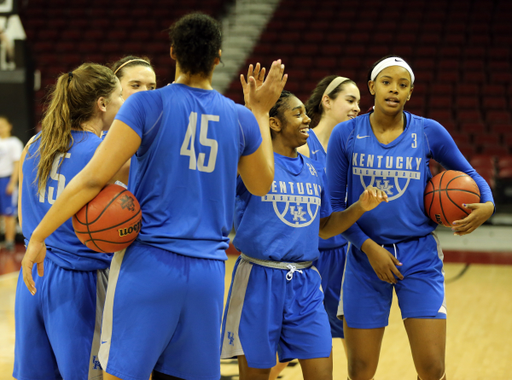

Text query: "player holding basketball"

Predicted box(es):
[326, 56, 495, 380]
[269, 75, 361, 379]
[14, 63, 123, 379]
[220, 90, 386, 380]
[22, 13, 287, 380]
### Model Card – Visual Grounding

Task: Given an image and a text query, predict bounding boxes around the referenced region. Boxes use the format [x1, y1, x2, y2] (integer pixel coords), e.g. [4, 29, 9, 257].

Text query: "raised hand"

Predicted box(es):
[359, 185, 388, 211]
[240, 63, 266, 110]
[451, 201, 494, 236]
[246, 59, 288, 115]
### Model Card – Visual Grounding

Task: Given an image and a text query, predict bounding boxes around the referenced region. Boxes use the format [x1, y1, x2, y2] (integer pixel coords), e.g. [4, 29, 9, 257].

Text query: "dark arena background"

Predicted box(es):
[0, 0, 511, 379]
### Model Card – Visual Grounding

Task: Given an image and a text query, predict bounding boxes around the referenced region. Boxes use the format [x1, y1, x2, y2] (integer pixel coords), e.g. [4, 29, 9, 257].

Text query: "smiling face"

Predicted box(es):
[118, 65, 157, 99]
[368, 65, 413, 115]
[326, 82, 361, 123]
[271, 95, 311, 153]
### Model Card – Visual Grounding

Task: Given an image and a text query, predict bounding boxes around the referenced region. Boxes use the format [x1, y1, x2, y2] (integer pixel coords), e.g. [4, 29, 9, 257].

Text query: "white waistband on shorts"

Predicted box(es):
[240, 253, 312, 270]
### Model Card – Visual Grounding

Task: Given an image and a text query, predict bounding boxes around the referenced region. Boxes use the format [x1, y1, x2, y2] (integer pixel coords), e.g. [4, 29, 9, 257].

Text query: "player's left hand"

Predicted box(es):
[240, 62, 266, 110]
[451, 201, 494, 236]
[359, 185, 388, 211]
[21, 238, 47, 295]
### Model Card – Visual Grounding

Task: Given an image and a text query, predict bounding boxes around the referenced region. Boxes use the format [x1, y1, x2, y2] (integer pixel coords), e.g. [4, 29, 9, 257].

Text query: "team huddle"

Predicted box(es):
[14, 12, 494, 380]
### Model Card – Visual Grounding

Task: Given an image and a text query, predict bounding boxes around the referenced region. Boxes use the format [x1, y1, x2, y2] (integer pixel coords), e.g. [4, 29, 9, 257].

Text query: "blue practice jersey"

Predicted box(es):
[308, 130, 347, 250]
[326, 111, 495, 249]
[22, 131, 112, 271]
[115, 83, 262, 261]
[233, 152, 332, 262]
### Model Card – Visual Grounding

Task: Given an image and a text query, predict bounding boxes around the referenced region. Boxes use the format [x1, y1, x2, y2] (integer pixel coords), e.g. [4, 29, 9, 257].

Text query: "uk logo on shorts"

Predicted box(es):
[352, 153, 423, 201]
[92, 355, 102, 370]
[261, 179, 322, 228]
[227, 332, 235, 345]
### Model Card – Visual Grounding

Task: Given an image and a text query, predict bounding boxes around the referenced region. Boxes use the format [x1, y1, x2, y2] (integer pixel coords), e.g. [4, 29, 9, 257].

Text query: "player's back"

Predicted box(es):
[22, 131, 112, 271]
[121, 84, 256, 260]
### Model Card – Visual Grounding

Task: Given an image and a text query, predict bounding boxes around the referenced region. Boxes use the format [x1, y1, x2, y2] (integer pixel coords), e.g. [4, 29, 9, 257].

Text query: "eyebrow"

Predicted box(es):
[128, 80, 157, 85]
[380, 75, 410, 81]
[291, 105, 304, 111]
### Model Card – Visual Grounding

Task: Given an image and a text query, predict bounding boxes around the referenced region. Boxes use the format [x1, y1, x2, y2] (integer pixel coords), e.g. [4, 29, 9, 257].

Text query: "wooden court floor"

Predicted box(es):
[1, 257, 511, 379]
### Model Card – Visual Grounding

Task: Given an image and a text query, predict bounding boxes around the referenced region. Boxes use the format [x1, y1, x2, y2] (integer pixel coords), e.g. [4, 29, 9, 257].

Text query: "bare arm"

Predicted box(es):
[6, 160, 19, 195]
[238, 60, 288, 196]
[17, 148, 27, 227]
[22, 121, 141, 294]
[319, 186, 387, 239]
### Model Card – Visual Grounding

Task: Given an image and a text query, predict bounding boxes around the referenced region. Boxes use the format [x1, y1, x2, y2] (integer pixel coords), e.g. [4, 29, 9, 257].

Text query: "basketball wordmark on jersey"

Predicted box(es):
[352, 153, 423, 201]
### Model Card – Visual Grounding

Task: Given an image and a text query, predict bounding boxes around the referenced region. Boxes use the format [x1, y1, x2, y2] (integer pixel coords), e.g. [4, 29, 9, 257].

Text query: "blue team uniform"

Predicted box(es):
[308, 130, 348, 338]
[326, 111, 494, 328]
[14, 131, 110, 380]
[98, 84, 262, 380]
[221, 153, 332, 368]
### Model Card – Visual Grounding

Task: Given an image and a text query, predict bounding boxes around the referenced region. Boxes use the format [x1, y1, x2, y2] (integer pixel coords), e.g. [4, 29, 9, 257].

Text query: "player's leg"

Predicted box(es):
[404, 318, 446, 380]
[3, 214, 16, 250]
[396, 234, 447, 380]
[268, 359, 290, 380]
[341, 245, 393, 380]
[343, 321, 384, 380]
[299, 350, 333, 380]
[238, 355, 272, 380]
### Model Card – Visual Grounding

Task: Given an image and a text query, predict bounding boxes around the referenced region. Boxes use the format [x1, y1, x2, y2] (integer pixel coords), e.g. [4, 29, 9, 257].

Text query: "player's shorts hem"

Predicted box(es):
[153, 367, 221, 380]
[345, 319, 388, 329]
[244, 358, 280, 369]
[105, 368, 142, 380]
[280, 349, 332, 363]
[220, 348, 245, 360]
[12, 373, 61, 380]
[403, 310, 447, 320]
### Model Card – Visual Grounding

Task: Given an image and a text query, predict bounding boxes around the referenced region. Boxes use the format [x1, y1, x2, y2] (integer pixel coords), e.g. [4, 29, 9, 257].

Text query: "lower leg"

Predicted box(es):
[238, 355, 271, 380]
[405, 318, 446, 380]
[299, 349, 333, 380]
[268, 359, 290, 380]
[4, 215, 15, 247]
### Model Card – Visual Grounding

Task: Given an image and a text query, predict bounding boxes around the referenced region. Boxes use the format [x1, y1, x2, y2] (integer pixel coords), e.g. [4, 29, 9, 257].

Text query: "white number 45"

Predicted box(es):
[180, 112, 219, 173]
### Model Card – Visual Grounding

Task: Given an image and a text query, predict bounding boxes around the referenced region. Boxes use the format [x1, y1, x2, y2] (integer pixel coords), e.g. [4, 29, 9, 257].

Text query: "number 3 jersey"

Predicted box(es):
[22, 131, 112, 271]
[233, 152, 332, 262]
[326, 111, 494, 248]
[114, 84, 262, 261]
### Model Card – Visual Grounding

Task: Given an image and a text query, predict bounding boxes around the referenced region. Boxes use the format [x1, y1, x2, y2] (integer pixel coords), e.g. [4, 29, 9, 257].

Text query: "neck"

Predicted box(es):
[370, 109, 404, 133]
[313, 116, 337, 151]
[175, 66, 213, 90]
[79, 120, 102, 137]
[272, 139, 298, 158]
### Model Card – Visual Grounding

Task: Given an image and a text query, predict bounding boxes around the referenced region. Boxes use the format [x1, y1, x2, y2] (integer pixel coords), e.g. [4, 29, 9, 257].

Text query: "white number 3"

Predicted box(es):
[411, 133, 417, 148]
[180, 112, 219, 173]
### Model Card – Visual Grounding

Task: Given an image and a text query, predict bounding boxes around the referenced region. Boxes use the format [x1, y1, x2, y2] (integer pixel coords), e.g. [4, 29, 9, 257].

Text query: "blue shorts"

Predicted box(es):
[13, 257, 107, 380]
[313, 244, 347, 339]
[220, 256, 332, 369]
[340, 233, 446, 329]
[0, 176, 15, 216]
[99, 242, 225, 380]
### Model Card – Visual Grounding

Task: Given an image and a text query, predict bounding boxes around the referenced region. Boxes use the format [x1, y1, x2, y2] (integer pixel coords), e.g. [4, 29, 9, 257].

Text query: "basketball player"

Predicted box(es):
[14, 63, 124, 379]
[111, 56, 157, 100]
[21, 13, 287, 380]
[268, 75, 361, 379]
[326, 56, 495, 380]
[0, 116, 23, 252]
[220, 90, 386, 380]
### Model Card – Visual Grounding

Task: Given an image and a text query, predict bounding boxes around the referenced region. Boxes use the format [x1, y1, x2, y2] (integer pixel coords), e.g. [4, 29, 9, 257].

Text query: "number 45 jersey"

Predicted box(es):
[115, 84, 262, 260]
[22, 131, 112, 270]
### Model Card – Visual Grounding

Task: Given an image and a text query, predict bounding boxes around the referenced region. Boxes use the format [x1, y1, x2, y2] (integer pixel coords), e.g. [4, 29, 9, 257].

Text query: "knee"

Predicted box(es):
[347, 358, 376, 380]
[417, 362, 446, 380]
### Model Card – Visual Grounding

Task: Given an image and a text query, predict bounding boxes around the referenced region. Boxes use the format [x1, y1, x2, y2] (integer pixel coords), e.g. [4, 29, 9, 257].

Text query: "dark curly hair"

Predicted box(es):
[169, 13, 222, 77]
[305, 75, 355, 129]
[269, 90, 296, 138]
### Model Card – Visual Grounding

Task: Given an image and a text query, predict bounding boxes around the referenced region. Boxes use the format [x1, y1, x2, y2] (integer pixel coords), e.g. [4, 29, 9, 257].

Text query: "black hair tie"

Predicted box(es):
[67, 72, 73, 84]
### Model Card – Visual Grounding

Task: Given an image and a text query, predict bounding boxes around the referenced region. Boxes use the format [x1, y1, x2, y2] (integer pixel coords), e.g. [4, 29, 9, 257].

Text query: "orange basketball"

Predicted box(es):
[424, 170, 480, 227]
[72, 184, 142, 253]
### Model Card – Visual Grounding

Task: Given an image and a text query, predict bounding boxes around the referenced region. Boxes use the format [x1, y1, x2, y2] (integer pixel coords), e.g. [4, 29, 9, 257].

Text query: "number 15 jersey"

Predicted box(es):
[115, 84, 262, 261]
